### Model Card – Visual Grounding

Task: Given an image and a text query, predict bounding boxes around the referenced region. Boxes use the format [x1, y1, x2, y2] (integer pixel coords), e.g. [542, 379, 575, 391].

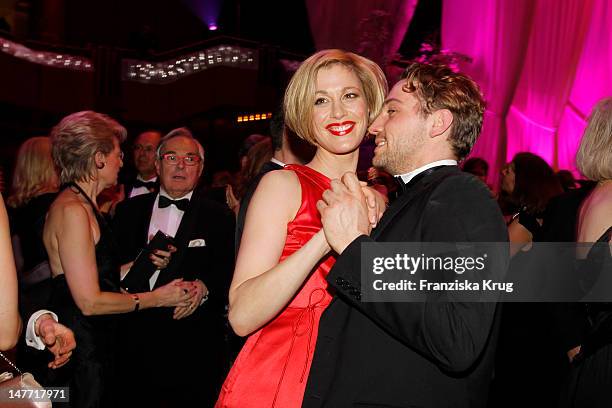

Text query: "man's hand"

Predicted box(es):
[36, 314, 76, 369]
[173, 280, 208, 320]
[317, 172, 372, 254]
[150, 245, 177, 269]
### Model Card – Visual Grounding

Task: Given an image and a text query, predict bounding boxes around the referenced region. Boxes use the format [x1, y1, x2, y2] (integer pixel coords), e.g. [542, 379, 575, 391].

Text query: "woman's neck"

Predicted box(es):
[307, 149, 360, 180]
[72, 180, 101, 209]
[597, 179, 612, 188]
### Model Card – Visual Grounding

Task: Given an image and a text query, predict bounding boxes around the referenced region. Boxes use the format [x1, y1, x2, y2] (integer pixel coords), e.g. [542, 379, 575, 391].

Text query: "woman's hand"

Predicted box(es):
[149, 245, 177, 269]
[360, 183, 388, 228]
[173, 280, 208, 320]
[152, 278, 195, 307]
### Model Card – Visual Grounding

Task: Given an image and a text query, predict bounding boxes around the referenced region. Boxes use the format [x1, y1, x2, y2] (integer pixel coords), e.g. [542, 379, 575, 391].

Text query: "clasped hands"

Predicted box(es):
[149, 245, 208, 319]
[173, 279, 208, 320]
[317, 172, 387, 254]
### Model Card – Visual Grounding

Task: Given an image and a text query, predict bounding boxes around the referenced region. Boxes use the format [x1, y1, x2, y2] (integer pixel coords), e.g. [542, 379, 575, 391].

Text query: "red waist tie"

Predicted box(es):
[271, 288, 327, 408]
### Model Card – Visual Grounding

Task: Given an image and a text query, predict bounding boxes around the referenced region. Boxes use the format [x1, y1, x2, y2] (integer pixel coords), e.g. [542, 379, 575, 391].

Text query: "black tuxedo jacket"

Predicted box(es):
[235, 160, 283, 253]
[303, 166, 509, 408]
[113, 187, 234, 296]
[112, 186, 235, 406]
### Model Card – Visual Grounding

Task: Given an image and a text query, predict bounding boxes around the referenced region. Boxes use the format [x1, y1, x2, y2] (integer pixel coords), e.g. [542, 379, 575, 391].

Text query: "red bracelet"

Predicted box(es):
[131, 294, 140, 312]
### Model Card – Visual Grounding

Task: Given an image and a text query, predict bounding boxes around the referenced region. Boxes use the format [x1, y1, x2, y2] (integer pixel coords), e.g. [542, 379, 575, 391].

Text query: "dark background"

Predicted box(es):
[0, 0, 441, 181]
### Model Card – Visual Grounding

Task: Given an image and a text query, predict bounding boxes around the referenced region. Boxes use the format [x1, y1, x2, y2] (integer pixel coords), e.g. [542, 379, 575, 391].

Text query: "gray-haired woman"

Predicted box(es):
[44, 111, 195, 407]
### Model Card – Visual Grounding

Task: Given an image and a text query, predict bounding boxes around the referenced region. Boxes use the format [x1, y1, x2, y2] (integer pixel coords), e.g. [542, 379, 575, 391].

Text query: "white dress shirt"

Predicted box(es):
[129, 175, 158, 198]
[396, 160, 458, 184]
[146, 188, 193, 289]
[270, 157, 286, 167]
[25, 309, 58, 350]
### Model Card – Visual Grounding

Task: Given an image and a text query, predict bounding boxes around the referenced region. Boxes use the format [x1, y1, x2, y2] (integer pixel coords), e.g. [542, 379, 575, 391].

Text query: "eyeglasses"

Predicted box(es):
[159, 153, 202, 166]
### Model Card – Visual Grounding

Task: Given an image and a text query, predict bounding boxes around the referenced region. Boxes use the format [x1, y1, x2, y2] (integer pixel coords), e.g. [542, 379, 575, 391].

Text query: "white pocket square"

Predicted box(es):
[188, 238, 206, 248]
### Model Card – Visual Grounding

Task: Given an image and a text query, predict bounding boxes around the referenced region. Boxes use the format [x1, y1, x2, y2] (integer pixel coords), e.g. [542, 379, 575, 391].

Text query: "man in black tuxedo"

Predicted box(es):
[123, 130, 162, 198]
[113, 128, 235, 407]
[305, 63, 508, 407]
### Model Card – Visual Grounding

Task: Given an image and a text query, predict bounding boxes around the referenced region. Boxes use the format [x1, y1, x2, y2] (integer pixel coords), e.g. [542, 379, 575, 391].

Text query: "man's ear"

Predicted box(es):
[155, 158, 161, 176]
[430, 109, 453, 138]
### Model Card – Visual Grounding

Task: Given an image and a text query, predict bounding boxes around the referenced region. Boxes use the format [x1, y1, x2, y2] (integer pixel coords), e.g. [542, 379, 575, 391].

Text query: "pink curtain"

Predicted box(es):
[443, 0, 611, 185]
[442, 0, 535, 187]
[305, 0, 417, 65]
[556, 0, 612, 175]
[506, 0, 594, 166]
[556, 105, 587, 176]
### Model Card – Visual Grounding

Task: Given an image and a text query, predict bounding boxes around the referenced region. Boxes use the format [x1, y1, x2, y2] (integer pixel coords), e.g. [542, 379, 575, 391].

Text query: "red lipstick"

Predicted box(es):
[325, 121, 356, 136]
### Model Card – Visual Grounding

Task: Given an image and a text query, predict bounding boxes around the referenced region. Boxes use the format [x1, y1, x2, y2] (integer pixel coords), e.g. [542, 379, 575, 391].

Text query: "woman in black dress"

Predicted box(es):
[561, 97, 612, 408]
[7, 137, 59, 311]
[43, 111, 196, 407]
[490, 153, 565, 408]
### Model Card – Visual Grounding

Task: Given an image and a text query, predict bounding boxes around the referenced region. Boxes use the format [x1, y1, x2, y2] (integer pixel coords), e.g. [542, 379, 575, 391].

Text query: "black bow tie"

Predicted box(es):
[158, 195, 190, 211]
[133, 179, 157, 190]
[394, 166, 450, 196]
[394, 176, 409, 196]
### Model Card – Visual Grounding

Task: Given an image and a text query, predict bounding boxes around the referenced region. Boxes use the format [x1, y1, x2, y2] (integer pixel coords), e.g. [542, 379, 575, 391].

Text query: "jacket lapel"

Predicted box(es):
[372, 184, 424, 239]
[371, 167, 458, 239]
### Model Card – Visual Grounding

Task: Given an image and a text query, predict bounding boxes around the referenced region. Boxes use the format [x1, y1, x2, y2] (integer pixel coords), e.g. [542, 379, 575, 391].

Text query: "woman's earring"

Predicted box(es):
[96, 162, 105, 169]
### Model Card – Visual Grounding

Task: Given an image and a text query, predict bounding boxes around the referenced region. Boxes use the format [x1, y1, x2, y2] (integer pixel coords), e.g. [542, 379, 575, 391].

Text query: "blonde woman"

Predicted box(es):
[7, 136, 59, 286]
[562, 97, 612, 407]
[7, 136, 59, 209]
[216, 50, 387, 408]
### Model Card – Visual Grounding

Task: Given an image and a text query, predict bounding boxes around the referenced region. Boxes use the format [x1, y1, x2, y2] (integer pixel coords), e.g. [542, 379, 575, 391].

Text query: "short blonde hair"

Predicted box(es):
[7, 136, 59, 208]
[51, 111, 127, 184]
[284, 49, 387, 145]
[576, 97, 612, 181]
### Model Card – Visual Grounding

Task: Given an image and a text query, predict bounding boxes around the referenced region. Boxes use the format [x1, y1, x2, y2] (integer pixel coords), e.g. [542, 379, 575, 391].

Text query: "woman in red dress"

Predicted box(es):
[216, 49, 387, 408]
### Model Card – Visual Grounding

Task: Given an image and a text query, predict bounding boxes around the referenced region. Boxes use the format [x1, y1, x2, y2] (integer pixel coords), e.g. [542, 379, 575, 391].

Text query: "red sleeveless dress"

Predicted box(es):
[216, 165, 335, 408]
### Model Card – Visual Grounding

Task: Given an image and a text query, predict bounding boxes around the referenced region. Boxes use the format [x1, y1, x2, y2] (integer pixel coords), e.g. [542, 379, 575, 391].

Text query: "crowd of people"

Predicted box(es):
[0, 49, 610, 408]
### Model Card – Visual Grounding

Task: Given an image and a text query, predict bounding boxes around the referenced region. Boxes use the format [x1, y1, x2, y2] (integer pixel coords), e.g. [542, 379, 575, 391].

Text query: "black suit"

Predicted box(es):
[235, 160, 283, 253]
[303, 166, 508, 408]
[112, 186, 235, 407]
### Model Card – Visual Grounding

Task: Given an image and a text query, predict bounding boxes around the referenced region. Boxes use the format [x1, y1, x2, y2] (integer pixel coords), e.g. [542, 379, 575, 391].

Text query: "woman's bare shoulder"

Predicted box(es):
[579, 184, 612, 241]
[47, 191, 89, 222]
[255, 169, 301, 201]
[249, 169, 302, 221]
[260, 168, 300, 187]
